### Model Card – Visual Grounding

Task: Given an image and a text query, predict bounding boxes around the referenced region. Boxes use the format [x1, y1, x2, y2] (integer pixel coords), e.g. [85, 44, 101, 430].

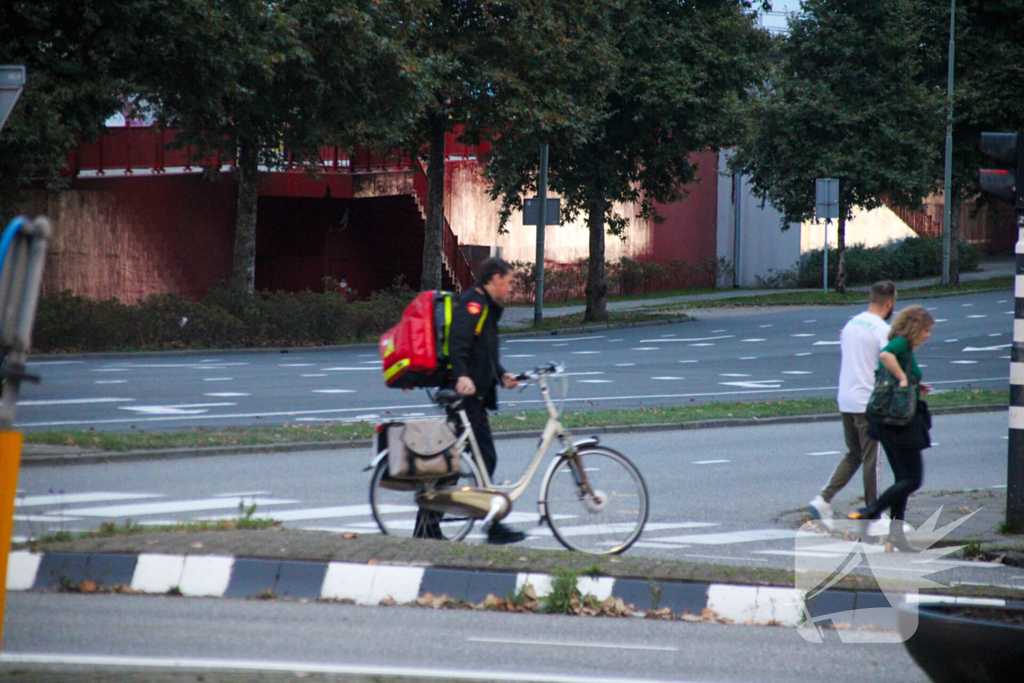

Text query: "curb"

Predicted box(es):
[20, 404, 1006, 467]
[8, 550, 1019, 628]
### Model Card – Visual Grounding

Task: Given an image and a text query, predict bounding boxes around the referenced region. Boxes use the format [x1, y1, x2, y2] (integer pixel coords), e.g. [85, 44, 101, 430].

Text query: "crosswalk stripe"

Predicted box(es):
[62, 497, 297, 517]
[15, 492, 162, 507]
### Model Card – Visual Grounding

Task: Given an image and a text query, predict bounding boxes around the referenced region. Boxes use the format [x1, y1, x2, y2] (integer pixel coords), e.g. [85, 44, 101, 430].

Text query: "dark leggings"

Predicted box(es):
[865, 441, 923, 521]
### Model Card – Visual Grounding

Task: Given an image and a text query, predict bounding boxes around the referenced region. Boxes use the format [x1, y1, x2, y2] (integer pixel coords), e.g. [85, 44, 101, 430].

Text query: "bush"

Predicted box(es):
[33, 282, 417, 352]
[797, 237, 981, 288]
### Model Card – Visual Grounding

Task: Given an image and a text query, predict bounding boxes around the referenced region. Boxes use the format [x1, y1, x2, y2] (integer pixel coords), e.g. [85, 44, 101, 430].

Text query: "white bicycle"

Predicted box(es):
[366, 363, 649, 554]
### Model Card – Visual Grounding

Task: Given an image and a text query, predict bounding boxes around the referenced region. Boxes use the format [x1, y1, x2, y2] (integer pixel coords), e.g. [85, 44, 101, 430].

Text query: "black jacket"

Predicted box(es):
[448, 286, 505, 410]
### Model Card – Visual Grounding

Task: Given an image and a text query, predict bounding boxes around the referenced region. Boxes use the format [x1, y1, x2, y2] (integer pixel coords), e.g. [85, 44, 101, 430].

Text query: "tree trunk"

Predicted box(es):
[835, 211, 847, 294]
[584, 194, 608, 322]
[421, 114, 446, 291]
[232, 136, 259, 294]
[949, 195, 961, 286]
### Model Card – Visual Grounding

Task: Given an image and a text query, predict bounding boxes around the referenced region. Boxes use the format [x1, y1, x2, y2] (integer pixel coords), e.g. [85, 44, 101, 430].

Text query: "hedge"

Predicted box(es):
[796, 237, 981, 289]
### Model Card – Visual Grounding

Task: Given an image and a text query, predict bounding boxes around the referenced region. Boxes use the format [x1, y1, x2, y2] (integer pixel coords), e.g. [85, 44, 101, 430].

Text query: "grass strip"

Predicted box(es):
[644, 276, 1013, 311]
[25, 388, 1005, 453]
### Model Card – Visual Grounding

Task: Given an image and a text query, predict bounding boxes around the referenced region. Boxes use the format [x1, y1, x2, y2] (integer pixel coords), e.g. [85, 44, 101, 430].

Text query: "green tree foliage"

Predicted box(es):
[917, 0, 1024, 282]
[731, 0, 944, 293]
[0, 1, 133, 216]
[399, 0, 619, 291]
[486, 0, 770, 320]
[130, 0, 426, 292]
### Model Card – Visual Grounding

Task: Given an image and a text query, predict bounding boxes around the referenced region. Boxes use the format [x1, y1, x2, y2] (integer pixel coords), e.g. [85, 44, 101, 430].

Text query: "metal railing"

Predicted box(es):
[882, 196, 943, 238]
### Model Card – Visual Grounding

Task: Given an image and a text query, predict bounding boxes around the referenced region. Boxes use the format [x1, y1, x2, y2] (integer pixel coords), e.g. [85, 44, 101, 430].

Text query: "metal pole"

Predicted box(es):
[823, 219, 829, 293]
[533, 144, 549, 326]
[942, 0, 955, 285]
[1009, 210, 1024, 529]
[732, 171, 742, 288]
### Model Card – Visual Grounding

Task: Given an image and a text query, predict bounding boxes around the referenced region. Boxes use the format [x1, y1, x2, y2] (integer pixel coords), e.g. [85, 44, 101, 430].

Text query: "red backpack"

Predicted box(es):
[380, 291, 488, 389]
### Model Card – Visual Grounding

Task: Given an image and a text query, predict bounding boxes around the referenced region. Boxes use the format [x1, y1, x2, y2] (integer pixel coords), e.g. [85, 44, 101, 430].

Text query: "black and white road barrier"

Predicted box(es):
[1010, 211, 1024, 528]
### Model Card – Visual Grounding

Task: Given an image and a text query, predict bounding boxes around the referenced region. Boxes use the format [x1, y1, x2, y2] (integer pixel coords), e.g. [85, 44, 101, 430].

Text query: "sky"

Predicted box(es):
[757, 0, 802, 35]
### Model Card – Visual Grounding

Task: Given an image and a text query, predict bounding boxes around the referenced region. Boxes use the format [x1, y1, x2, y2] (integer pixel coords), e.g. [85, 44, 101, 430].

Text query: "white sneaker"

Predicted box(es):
[867, 514, 892, 537]
[808, 495, 834, 530]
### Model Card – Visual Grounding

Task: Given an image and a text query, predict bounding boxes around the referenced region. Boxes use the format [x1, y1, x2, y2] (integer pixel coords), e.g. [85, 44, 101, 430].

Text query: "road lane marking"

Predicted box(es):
[659, 529, 806, 545]
[632, 347, 658, 351]
[508, 335, 606, 343]
[719, 373, 750, 377]
[302, 374, 327, 377]
[571, 351, 601, 355]
[578, 379, 614, 383]
[467, 637, 677, 652]
[638, 335, 734, 343]
[614, 363, 635, 367]
[313, 389, 357, 394]
[740, 338, 766, 343]
[20, 378, 1006, 427]
[963, 344, 1011, 351]
[720, 380, 783, 389]
[791, 334, 815, 338]
[120, 402, 235, 415]
[28, 360, 84, 366]
[806, 451, 841, 457]
[202, 377, 233, 381]
[951, 360, 978, 364]
[204, 392, 250, 397]
[693, 459, 729, 465]
[812, 341, 840, 346]
[19, 398, 134, 406]
[15, 492, 162, 507]
[280, 363, 314, 367]
[323, 367, 378, 371]
[651, 376, 684, 381]
[94, 380, 127, 384]
[782, 371, 812, 375]
[201, 504, 417, 522]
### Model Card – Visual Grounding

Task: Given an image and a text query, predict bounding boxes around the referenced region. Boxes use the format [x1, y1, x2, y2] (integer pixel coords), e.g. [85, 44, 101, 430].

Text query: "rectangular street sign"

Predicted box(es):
[523, 197, 560, 226]
[0, 66, 26, 133]
[815, 178, 839, 221]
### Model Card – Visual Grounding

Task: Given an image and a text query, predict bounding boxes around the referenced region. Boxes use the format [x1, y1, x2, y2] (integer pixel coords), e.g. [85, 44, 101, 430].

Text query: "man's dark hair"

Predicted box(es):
[868, 280, 896, 305]
[476, 257, 513, 287]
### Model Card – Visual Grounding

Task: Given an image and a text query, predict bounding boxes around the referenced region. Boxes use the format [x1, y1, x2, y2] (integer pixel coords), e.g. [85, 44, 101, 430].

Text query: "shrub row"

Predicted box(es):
[32, 282, 417, 352]
[507, 256, 732, 304]
[796, 237, 981, 288]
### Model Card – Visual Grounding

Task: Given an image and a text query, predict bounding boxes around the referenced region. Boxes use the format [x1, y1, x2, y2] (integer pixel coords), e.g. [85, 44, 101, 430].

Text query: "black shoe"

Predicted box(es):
[486, 521, 526, 545]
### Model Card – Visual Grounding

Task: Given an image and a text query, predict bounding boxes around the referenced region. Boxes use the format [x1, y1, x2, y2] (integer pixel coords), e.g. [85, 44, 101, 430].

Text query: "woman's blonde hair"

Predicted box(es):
[888, 305, 935, 349]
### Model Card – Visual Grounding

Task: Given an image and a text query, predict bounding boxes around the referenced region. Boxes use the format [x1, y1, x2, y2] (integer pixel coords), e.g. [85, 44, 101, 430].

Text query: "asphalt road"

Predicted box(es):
[14, 289, 1012, 432]
[2, 592, 930, 683]
[15, 412, 1022, 589]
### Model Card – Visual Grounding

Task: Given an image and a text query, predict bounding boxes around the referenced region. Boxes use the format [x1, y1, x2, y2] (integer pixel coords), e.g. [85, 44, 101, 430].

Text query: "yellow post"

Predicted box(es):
[0, 430, 24, 650]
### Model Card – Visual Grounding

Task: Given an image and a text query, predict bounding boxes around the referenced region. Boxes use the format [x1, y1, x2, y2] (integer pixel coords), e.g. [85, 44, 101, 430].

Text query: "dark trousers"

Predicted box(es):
[865, 441, 923, 522]
[453, 396, 497, 479]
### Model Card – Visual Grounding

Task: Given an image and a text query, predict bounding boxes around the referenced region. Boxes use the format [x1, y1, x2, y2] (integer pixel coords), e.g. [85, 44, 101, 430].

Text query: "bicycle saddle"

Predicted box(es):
[433, 389, 465, 407]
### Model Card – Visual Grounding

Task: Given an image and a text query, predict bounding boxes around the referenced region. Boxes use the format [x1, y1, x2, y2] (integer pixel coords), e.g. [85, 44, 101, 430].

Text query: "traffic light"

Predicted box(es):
[979, 131, 1024, 209]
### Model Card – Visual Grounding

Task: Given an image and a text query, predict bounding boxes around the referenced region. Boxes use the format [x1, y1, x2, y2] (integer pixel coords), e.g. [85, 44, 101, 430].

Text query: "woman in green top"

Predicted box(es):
[849, 305, 935, 552]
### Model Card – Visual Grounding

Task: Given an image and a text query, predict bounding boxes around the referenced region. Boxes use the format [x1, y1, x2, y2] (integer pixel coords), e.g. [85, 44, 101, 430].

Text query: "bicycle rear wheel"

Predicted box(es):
[369, 451, 483, 541]
[542, 447, 648, 554]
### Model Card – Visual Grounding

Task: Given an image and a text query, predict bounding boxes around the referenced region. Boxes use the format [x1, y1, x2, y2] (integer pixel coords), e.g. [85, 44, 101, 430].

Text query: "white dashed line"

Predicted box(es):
[812, 341, 840, 346]
[202, 378, 234, 382]
[280, 363, 314, 367]
[760, 324, 773, 328]
[796, 352, 812, 357]
[651, 376, 685, 381]
[804, 320, 817, 323]
[741, 339, 766, 343]
[638, 335, 734, 343]
[967, 315, 988, 319]
[719, 373, 751, 378]
[712, 329, 727, 333]
[791, 334, 815, 338]
[739, 357, 757, 360]
[951, 360, 978, 365]
[935, 318, 948, 322]
[632, 347, 658, 351]
[962, 303, 973, 307]
[963, 344, 1011, 351]
[19, 398, 135, 406]
[301, 374, 327, 377]
[807, 451, 841, 456]
[323, 367, 378, 371]
[94, 380, 127, 385]
[508, 335, 606, 343]
[944, 339, 959, 343]
[92, 368, 130, 373]
[572, 351, 601, 355]
[782, 371, 812, 375]
[614, 363, 636, 367]
[204, 393, 250, 397]
[505, 354, 535, 358]
[678, 360, 698, 364]
[693, 460, 730, 465]
[313, 389, 357, 394]
[689, 343, 715, 347]
[578, 379, 614, 384]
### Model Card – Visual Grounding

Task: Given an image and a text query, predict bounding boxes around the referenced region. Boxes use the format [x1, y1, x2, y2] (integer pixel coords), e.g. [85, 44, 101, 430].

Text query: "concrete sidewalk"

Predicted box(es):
[501, 254, 1014, 329]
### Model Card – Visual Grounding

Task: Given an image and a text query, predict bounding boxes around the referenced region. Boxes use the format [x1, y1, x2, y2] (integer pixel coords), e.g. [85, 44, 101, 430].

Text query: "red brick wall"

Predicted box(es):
[36, 174, 236, 302]
[648, 150, 720, 266]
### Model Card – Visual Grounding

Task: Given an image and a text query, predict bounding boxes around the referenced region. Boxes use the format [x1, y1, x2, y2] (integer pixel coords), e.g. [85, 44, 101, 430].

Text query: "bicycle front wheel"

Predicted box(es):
[543, 447, 648, 554]
[369, 451, 484, 541]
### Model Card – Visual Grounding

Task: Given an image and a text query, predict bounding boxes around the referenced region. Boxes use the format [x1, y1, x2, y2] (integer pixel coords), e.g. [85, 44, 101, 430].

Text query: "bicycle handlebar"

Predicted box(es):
[515, 362, 564, 382]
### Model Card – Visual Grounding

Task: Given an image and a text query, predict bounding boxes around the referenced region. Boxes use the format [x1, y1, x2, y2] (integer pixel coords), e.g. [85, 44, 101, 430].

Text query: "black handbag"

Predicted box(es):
[865, 354, 917, 427]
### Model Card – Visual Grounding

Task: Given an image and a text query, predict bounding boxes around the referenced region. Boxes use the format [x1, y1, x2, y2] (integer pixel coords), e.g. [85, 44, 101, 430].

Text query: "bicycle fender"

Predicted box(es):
[556, 436, 600, 457]
[363, 448, 389, 472]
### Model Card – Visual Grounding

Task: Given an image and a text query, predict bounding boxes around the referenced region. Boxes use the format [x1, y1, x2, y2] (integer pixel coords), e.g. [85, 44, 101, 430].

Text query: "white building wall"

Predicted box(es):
[800, 204, 918, 253]
[716, 152, 801, 287]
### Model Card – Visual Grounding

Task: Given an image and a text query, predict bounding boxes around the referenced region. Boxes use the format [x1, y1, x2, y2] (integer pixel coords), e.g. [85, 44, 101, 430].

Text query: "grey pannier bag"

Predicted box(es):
[387, 420, 462, 478]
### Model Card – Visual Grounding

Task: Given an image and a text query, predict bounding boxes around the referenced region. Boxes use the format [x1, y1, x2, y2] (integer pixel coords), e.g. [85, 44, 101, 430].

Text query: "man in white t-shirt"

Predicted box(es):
[809, 281, 896, 529]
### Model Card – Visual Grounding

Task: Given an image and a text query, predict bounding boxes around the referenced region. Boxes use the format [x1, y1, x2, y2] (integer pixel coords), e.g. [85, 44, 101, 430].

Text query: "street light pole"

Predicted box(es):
[534, 144, 549, 326]
[942, 0, 956, 285]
